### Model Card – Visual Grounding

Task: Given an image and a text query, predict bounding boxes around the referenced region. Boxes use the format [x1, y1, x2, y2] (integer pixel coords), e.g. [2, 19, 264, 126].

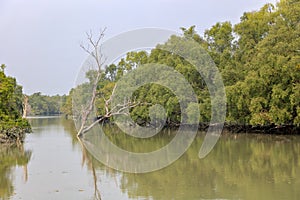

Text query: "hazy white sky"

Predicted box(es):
[0, 0, 277, 95]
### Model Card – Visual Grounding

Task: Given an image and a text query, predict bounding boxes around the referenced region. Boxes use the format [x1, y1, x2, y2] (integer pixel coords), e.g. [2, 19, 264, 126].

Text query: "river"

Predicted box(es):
[0, 117, 300, 199]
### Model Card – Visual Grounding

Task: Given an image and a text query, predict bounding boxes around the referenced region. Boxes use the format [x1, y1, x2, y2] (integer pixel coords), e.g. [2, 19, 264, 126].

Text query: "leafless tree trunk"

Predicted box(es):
[77, 29, 140, 137]
[22, 95, 29, 118]
[77, 29, 106, 136]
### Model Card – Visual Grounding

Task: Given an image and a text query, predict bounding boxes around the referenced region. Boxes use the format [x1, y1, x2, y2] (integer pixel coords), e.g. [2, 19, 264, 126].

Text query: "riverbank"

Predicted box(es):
[96, 119, 300, 135]
[197, 123, 300, 135]
[24, 115, 300, 135]
[0, 121, 31, 144]
[0, 127, 31, 144]
[223, 124, 300, 135]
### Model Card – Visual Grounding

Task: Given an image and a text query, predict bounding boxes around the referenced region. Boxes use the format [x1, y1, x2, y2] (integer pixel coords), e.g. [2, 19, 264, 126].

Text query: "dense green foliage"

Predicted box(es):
[0, 65, 23, 122]
[27, 92, 65, 116]
[0, 65, 30, 142]
[225, 0, 300, 126]
[62, 0, 300, 127]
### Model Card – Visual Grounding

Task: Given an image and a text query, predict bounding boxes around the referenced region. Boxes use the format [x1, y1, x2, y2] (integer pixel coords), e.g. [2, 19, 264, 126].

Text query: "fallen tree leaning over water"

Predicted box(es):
[76, 30, 139, 137]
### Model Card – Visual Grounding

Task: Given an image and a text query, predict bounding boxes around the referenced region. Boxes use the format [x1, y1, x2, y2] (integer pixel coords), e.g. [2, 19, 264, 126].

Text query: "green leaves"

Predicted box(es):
[0, 69, 23, 120]
[0, 66, 31, 138]
[222, 0, 300, 126]
[28, 93, 63, 116]
[61, 0, 299, 127]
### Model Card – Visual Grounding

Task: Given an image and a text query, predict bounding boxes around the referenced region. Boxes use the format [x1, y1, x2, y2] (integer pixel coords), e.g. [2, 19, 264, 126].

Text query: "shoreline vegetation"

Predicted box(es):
[0, 65, 31, 144]
[110, 121, 300, 135]
[65, 0, 299, 135]
[1, 0, 299, 143]
[45, 115, 300, 135]
[0, 123, 31, 144]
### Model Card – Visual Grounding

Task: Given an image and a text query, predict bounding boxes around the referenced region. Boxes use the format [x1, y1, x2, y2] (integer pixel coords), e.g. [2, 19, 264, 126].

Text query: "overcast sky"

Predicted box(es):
[0, 0, 277, 95]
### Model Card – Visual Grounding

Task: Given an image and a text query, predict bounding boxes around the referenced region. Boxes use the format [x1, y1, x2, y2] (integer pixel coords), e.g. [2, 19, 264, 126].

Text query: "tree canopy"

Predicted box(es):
[61, 0, 300, 127]
[26, 92, 65, 116]
[0, 65, 30, 142]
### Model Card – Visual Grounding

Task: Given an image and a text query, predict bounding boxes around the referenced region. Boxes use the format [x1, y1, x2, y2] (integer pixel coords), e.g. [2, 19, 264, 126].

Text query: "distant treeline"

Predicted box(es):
[60, 0, 300, 128]
[25, 92, 66, 116]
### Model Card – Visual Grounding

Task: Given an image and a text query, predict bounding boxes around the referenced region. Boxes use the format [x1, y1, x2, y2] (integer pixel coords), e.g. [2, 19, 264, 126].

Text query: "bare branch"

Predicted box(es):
[77, 29, 106, 136]
[77, 28, 140, 137]
[79, 84, 140, 134]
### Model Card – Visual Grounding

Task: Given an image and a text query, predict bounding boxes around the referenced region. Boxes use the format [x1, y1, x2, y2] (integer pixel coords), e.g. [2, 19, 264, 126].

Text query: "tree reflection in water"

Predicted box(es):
[61, 118, 300, 200]
[62, 118, 104, 200]
[0, 144, 31, 199]
[82, 127, 300, 199]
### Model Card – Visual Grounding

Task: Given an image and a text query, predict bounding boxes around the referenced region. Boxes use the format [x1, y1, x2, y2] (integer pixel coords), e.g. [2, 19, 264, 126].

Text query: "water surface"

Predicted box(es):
[0, 117, 300, 199]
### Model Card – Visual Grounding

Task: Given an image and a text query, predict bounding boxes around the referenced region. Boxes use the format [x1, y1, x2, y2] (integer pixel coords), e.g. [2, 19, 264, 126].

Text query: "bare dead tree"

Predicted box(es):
[77, 29, 106, 136]
[22, 95, 29, 118]
[77, 29, 140, 137]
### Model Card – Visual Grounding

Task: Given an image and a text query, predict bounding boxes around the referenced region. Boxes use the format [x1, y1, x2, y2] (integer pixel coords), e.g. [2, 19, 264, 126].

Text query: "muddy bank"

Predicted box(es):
[145, 122, 300, 134]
